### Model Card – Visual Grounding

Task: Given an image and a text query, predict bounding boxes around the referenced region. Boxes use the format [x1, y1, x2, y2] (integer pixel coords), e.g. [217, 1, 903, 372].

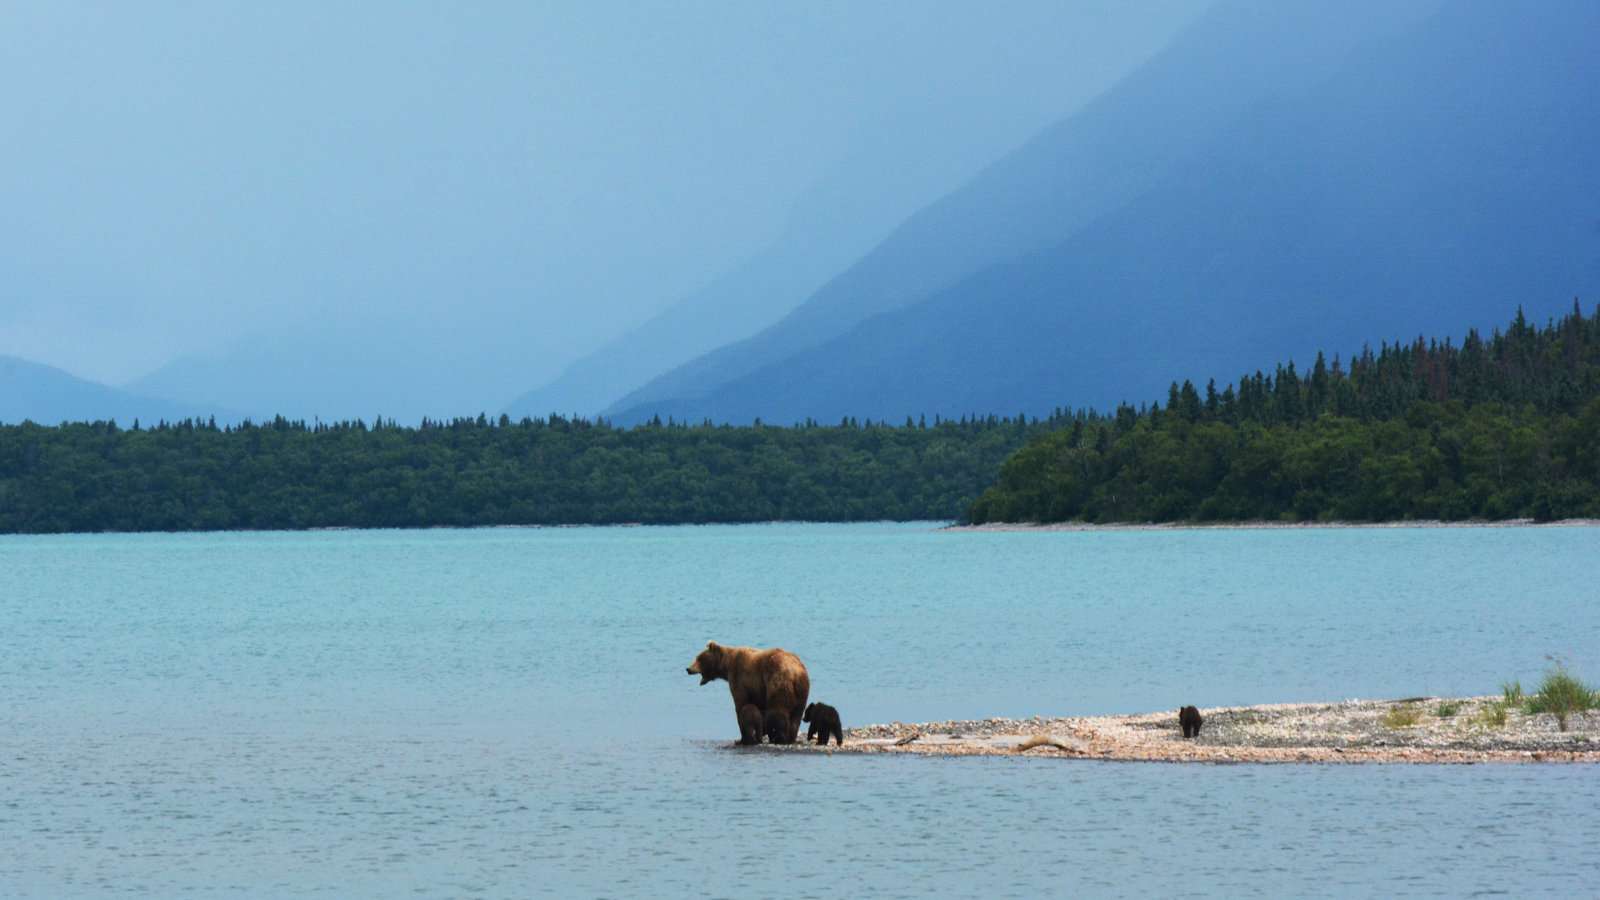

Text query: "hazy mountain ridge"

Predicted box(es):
[606, 0, 1445, 422]
[0, 355, 231, 426]
[501, 153, 946, 420]
[504, 5, 1213, 421]
[610, 0, 1599, 425]
[14, 4, 1210, 427]
[123, 318, 536, 425]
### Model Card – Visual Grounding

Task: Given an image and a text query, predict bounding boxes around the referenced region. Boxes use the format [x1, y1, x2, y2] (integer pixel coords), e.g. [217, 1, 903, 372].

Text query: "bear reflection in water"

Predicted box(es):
[687, 641, 810, 745]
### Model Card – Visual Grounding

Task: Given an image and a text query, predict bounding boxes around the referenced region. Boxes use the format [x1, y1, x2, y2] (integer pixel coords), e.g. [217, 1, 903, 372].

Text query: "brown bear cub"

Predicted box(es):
[738, 704, 765, 746]
[1179, 705, 1204, 739]
[763, 709, 790, 745]
[687, 641, 810, 745]
[803, 702, 844, 746]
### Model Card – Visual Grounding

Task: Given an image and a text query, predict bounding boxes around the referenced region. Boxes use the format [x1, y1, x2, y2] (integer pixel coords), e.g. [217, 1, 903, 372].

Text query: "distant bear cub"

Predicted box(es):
[803, 702, 844, 746]
[1178, 705, 1204, 739]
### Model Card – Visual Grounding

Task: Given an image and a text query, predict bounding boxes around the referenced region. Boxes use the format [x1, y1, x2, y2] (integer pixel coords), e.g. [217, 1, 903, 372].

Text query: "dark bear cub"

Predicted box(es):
[763, 709, 789, 745]
[1178, 705, 1203, 739]
[738, 704, 765, 746]
[803, 702, 844, 746]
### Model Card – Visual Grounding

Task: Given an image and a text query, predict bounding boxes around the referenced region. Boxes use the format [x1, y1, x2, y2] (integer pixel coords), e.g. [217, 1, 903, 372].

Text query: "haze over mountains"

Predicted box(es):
[8, 1, 1598, 428]
[608, 0, 1600, 425]
[502, 122, 1081, 421]
[0, 356, 227, 426]
[603, 0, 1434, 422]
[4, 2, 1206, 425]
[501, 8, 1208, 421]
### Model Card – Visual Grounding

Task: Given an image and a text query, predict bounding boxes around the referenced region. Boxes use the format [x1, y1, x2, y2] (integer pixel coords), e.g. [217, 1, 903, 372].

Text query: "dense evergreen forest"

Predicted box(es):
[6, 305, 1597, 534]
[969, 304, 1600, 524]
[0, 412, 1056, 533]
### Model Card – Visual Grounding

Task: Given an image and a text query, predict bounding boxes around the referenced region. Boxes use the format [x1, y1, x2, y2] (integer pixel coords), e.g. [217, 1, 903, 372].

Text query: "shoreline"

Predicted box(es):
[8, 518, 1600, 539]
[948, 518, 1600, 533]
[761, 698, 1600, 764]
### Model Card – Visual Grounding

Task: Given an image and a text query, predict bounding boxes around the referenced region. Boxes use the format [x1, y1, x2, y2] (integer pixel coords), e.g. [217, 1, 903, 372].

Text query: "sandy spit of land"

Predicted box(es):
[948, 519, 1600, 533]
[756, 698, 1600, 764]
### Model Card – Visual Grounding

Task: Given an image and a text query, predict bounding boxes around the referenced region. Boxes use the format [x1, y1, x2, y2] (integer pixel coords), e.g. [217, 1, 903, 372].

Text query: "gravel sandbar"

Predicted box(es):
[756, 698, 1600, 764]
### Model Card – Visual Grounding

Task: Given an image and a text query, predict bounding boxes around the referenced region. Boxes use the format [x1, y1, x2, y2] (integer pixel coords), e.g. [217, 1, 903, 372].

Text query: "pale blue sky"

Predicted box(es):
[0, 1, 1205, 396]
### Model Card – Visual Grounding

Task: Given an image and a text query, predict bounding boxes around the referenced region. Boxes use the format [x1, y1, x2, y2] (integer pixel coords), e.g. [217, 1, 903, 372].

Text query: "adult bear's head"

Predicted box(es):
[686, 641, 726, 685]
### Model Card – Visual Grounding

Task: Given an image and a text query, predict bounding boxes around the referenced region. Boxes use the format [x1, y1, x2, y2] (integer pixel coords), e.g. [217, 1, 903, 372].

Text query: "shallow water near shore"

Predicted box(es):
[3, 522, 1599, 896]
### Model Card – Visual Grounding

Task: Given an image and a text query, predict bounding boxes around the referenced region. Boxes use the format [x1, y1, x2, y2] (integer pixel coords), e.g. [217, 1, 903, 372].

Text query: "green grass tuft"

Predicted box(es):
[1502, 680, 1524, 705]
[1524, 665, 1598, 732]
[1434, 700, 1462, 718]
[1476, 701, 1508, 728]
[1382, 703, 1424, 729]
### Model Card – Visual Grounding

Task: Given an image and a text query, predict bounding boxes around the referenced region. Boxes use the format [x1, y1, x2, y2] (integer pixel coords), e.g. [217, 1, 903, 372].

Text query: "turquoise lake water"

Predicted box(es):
[2, 523, 1598, 897]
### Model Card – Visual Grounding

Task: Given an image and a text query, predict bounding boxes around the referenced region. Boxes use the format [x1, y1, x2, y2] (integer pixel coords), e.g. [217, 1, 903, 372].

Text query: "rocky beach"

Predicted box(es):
[769, 698, 1600, 764]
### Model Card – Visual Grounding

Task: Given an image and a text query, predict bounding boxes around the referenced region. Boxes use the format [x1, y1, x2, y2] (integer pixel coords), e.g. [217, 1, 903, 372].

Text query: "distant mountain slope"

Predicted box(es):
[505, 4, 1214, 421]
[500, 246, 804, 420]
[0, 355, 226, 425]
[613, 0, 1600, 424]
[502, 156, 936, 419]
[607, 0, 1443, 422]
[126, 320, 507, 425]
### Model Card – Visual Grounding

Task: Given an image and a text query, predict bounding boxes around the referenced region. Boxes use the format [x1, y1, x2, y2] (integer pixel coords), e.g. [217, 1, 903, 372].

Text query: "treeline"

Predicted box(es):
[969, 303, 1600, 524]
[0, 412, 1060, 533]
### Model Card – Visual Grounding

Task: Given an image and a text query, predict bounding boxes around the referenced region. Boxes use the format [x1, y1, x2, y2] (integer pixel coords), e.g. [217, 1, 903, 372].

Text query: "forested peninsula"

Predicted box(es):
[0, 412, 1055, 533]
[968, 305, 1600, 525]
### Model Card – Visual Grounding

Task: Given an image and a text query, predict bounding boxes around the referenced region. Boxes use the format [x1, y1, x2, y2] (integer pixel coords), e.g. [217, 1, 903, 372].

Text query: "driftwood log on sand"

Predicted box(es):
[1015, 735, 1081, 754]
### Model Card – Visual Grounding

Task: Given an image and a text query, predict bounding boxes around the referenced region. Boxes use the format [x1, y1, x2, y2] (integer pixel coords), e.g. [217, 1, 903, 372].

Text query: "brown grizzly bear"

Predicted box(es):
[803, 702, 844, 746]
[1179, 705, 1204, 739]
[686, 641, 810, 744]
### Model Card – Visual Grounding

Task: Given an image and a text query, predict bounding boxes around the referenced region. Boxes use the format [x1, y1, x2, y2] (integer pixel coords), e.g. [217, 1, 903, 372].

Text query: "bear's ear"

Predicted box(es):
[705, 641, 721, 651]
